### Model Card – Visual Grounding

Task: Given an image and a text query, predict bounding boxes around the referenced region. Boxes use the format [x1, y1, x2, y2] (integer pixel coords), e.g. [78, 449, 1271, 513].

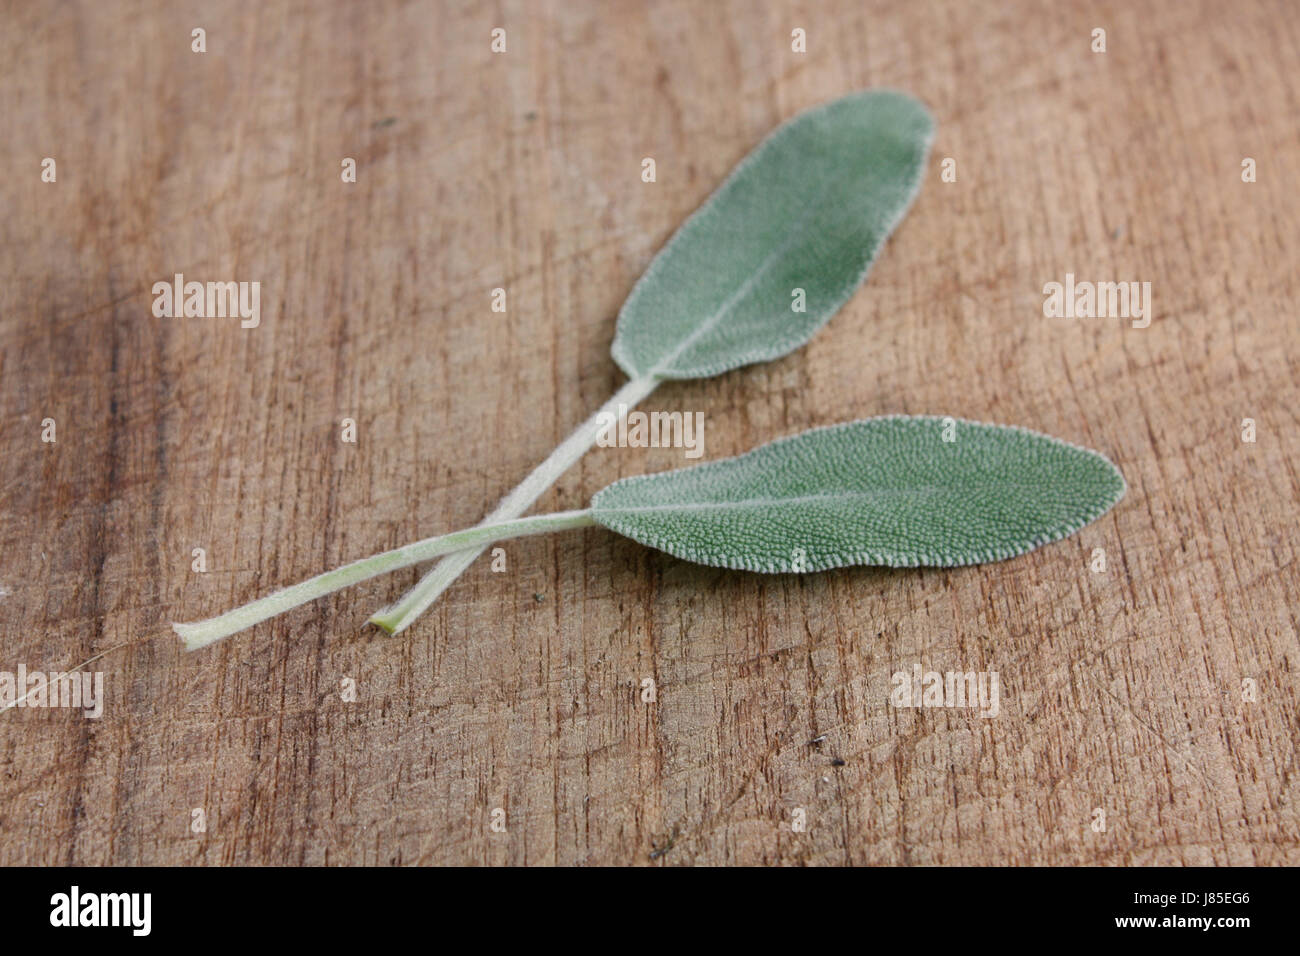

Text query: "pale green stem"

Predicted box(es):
[173, 510, 597, 652]
[369, 374, 660, 635]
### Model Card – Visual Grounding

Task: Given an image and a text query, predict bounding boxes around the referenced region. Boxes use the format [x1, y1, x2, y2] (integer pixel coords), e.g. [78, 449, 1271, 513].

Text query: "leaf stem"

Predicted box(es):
[368, 374, 660, 635]
[173, 510, 597, 651]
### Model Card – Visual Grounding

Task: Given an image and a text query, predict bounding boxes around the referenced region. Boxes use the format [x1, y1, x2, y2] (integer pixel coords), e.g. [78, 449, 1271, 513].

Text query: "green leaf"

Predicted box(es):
[611, 90, 934, 380]
[372, 89, 935, 634]
[174, 416, 1124, 649]
[590, 416, 1125, 571]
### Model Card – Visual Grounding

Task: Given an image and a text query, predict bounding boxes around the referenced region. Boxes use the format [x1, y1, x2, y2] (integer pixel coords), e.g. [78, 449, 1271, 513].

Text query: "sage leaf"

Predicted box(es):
[612, 90, 934, 380]
[176, 416, 1123, 651]
[590, 416, 1125, 571]
[372, 90, 934, 634]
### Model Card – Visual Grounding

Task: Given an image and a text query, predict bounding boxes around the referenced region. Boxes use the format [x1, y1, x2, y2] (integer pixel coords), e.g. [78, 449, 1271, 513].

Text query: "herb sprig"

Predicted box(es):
[175, 416, 1124, 651]
[368, 90, 935, 633]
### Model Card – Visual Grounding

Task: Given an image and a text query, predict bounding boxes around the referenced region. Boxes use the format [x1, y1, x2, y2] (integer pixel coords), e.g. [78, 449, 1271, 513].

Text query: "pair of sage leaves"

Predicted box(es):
[175, 91, 1125, 652]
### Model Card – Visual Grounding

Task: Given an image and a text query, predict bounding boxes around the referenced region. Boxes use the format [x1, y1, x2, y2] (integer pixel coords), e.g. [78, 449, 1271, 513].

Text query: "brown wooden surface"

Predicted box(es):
[1, 0, 1297, 866]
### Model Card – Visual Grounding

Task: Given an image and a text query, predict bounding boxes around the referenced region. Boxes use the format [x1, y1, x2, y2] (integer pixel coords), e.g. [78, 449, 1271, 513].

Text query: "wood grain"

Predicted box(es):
[1, 0, 1297, 865]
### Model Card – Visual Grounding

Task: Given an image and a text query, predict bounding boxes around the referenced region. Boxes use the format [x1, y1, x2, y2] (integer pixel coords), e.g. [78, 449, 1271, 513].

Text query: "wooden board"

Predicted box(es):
[1, 0, 1297, 865]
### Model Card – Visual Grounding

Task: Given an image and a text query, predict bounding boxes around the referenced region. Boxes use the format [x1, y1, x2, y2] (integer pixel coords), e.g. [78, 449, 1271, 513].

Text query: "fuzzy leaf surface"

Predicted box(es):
[611, 90, 934, 380]
[591, 416, 1125, 571]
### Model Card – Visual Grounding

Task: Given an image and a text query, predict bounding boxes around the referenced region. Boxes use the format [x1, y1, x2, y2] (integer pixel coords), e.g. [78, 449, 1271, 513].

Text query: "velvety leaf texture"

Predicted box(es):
[590, 416, 1126, 571]
[610, 90, 934, 381]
